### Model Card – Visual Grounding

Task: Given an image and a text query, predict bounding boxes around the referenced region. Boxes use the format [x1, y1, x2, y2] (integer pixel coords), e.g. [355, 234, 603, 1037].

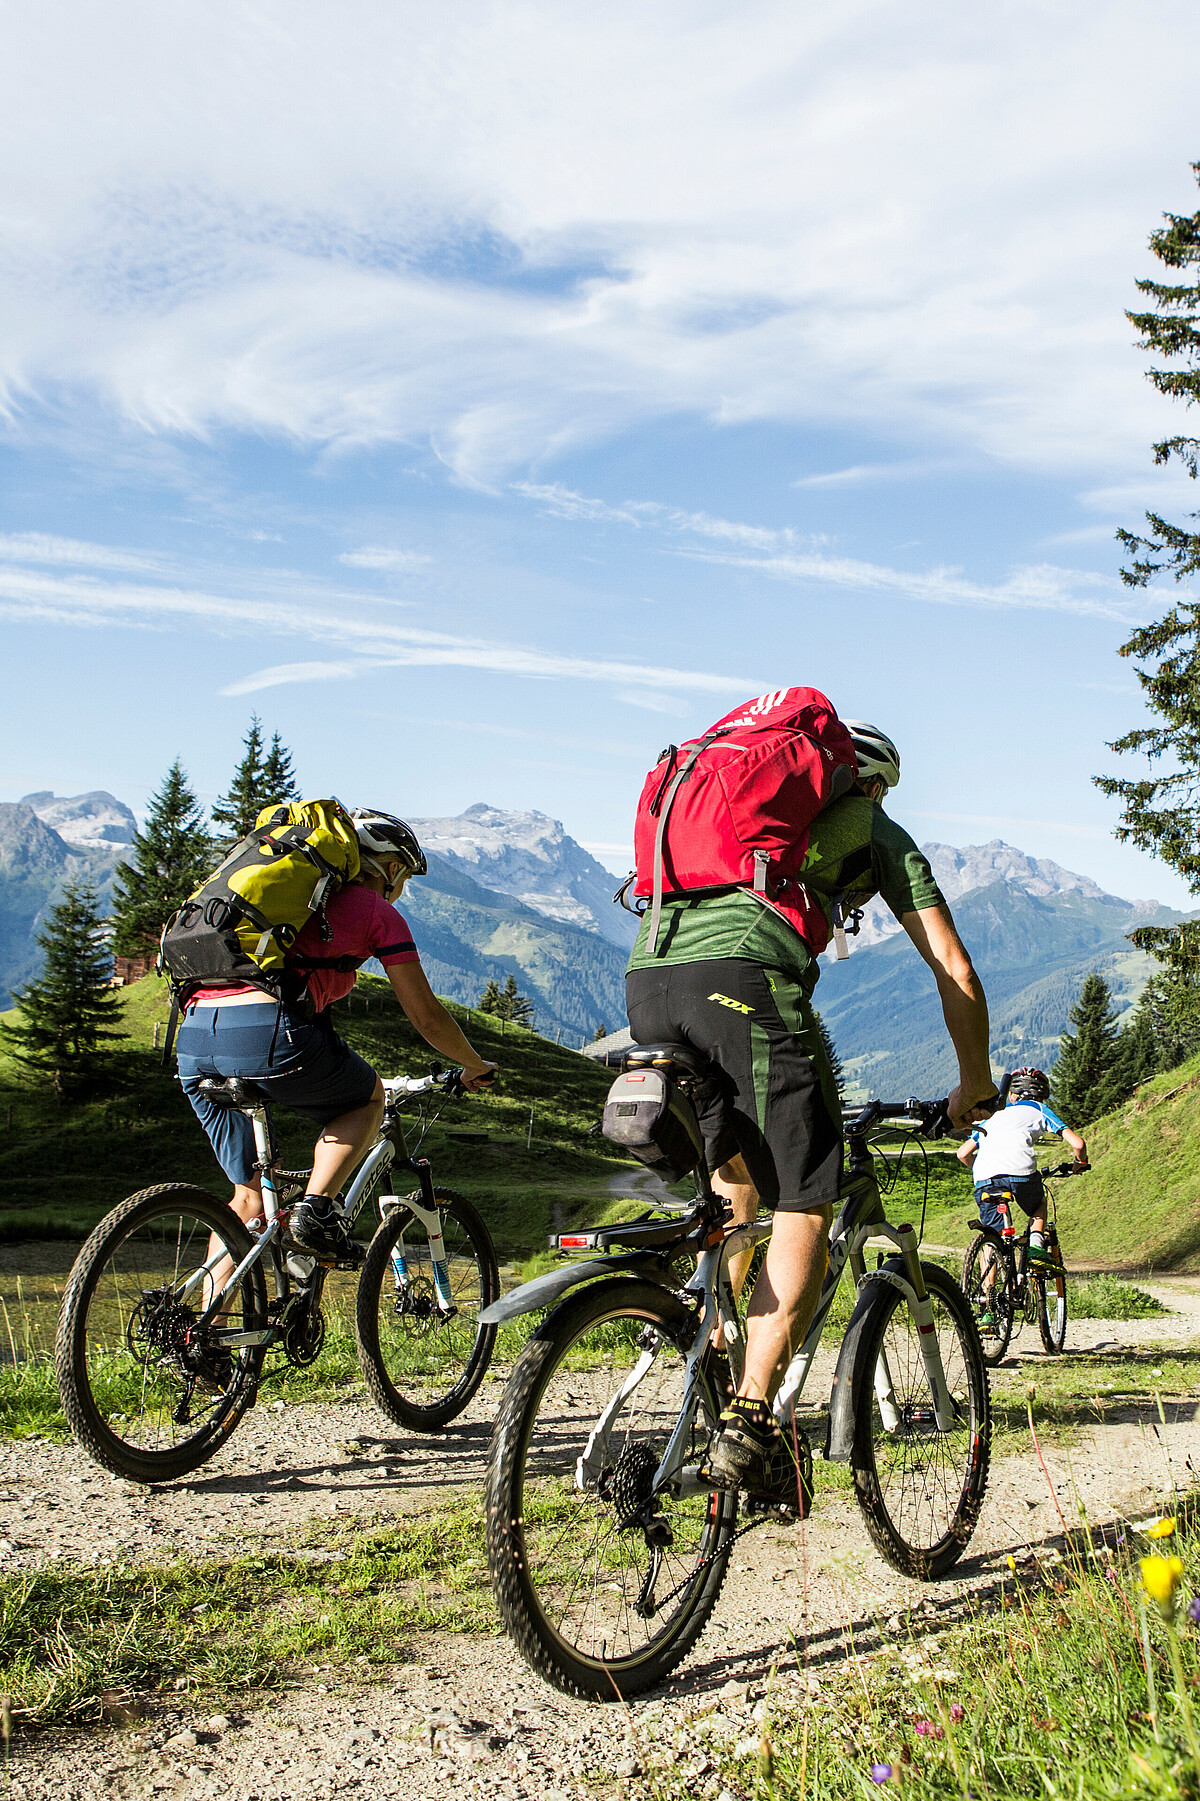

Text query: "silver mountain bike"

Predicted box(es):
[55, 1066, 498, 1483]
[483, 1041, 991, 1700]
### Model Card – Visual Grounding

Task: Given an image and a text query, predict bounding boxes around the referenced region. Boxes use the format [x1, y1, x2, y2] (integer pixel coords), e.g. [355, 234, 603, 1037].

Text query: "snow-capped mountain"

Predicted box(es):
[836, 838, 1143, 955]
[22, 790, 136, 850]
[411, 804, 638, 949]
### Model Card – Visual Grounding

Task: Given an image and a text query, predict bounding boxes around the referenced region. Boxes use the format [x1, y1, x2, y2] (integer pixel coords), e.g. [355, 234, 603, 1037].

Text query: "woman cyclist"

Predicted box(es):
[178, 810, 497, 1264]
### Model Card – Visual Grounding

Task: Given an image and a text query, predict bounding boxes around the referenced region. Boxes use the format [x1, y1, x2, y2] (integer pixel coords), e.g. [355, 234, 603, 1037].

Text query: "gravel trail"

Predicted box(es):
[2, 1294, 1197, 1801]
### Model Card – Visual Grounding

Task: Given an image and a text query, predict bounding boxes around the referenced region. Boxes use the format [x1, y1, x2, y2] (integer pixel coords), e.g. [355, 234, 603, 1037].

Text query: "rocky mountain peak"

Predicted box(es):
[21, 790, 136, 849]
[411, 804, 637, 949]
[921, 839, 1109, 905]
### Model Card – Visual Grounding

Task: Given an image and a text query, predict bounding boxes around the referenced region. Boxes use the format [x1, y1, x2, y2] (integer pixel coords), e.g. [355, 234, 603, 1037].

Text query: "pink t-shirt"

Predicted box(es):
[190, 885, 419, 1013]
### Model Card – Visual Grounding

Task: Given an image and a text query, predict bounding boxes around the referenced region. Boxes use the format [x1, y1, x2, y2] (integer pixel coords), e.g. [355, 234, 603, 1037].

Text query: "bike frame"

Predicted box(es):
[576, 1122, 959, 1506]
[172, 1086, 458, 1344]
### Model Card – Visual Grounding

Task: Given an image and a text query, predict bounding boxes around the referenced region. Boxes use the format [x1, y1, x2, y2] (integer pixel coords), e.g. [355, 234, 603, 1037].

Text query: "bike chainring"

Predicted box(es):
[281, 1297, 326, 1368]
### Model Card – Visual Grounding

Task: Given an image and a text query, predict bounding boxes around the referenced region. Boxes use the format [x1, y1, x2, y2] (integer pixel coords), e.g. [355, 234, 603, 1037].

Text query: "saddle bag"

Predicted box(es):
[602, 1066, 705, 1181]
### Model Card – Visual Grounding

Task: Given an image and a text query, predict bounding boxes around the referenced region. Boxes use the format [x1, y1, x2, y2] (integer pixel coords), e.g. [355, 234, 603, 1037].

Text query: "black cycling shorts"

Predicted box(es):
[625, 958, 841, 1213]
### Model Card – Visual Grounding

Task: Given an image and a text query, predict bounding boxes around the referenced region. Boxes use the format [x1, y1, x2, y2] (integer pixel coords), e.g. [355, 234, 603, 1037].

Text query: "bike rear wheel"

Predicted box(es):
[852, 1263, 990, 1579]
[485, 1277, 736, 1700]
[54, 1185, 267, 1483]
[1034, 1252, 1068, 1354]
[355, 1188, 498, 1430]
[961, 1231, 1016, 1366]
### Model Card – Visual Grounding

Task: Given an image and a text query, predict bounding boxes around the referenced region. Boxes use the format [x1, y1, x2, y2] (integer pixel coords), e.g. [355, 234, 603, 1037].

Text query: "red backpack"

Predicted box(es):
[631, 687, 858, 953]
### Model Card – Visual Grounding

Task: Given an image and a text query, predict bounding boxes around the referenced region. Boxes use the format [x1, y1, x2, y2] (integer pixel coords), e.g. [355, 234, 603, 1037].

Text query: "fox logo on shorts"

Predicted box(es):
[707, 992, 754, 1015]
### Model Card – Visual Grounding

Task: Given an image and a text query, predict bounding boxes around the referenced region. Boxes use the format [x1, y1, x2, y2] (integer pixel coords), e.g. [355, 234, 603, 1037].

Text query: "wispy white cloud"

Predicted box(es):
[0, 562, 753, 697]
[0, 4, 1195, 481]
[338, 547, 433, 572]
[0, 532, 163, 573]
[685, 547, 1143, 624]
[511, 480, 1142, 622]
[221, 660, 361, 696]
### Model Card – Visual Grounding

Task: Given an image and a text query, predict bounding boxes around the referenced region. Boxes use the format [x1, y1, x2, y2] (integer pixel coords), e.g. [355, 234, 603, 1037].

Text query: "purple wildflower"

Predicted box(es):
[870, 1764, 893, 1784]
[915, 1721, 945, 1740]
[950, 1703, 965, 1723]
[1188, 1597, 1200, 1625]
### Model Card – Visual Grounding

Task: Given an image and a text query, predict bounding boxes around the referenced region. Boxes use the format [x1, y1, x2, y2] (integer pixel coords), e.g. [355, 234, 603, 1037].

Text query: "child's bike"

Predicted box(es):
[482, 1041, 991, 1700]
[54, 1066, 499, 1483]
[960, 1163, 1078, 1364]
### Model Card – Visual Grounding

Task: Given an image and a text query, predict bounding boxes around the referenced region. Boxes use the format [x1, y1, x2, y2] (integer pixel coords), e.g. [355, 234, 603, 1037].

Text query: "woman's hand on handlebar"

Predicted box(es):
[460, 1060, 499, 1093]
[946, 1081, 1001, 1131]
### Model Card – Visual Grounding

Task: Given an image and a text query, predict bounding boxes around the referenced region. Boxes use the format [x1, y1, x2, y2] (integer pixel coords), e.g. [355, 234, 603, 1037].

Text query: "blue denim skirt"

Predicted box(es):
[178, 1001, 378, 1184]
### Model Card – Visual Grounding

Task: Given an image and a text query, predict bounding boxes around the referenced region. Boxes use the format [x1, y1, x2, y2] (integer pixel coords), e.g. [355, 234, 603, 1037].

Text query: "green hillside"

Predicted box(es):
[0, 975, 633, 1253]
[1049, 1052, 1200, 1271]
[821, 879, 1181, 1097]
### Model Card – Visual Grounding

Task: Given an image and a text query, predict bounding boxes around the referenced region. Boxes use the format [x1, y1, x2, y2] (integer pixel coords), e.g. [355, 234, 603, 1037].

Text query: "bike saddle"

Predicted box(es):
[623, 1041, 714, 1081]
[194, 1075, 257, 1110]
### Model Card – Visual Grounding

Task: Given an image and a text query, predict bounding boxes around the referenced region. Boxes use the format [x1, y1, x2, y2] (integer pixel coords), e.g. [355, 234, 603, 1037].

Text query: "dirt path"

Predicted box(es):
[3, 1301, 1198, 1801]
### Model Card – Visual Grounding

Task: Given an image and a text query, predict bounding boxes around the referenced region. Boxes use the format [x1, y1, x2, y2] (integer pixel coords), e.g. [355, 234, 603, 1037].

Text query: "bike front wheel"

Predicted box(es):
[485, 1277, 736, 1701]
[54, 1185, 268, 1483]
[852, 1262, 990, 1579]
[355, 1188, 498, 1430]
[961, 1231, 1016, 1366]
[1034, 1253, 1068, 1354]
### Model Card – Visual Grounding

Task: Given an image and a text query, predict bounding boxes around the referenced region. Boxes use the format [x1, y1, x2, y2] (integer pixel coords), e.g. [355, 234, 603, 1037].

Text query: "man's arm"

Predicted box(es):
[899, 903, 996, 1129]
[387, 961, 498, 1090]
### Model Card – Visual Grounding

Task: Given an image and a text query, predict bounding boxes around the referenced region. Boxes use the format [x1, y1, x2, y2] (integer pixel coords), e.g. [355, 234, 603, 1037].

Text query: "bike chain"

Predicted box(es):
[641, 1506, 775, 1617]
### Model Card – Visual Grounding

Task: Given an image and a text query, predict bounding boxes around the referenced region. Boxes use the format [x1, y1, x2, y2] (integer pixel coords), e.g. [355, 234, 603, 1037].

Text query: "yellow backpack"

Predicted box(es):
[160, 799, 361, 1016]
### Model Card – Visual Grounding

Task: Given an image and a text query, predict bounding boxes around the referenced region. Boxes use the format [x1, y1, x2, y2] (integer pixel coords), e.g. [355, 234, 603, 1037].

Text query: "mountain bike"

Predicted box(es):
[960, 1163, 1078, 1364]
[55, 1067, 499, 1484]
[482, 1041, 991, 1700]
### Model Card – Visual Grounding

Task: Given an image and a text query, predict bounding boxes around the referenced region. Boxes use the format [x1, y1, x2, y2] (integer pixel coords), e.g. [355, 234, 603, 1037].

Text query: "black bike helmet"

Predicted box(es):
[1009, 1066, 1050, 1103]
[350, 810, 428, 883]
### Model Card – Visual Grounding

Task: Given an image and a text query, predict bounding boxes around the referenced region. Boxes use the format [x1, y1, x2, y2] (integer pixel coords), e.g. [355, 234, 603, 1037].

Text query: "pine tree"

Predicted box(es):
[1120, 989, 1161, 1088]
[1095, 164, 1200, 1039]
[1050, 974, 1133, 1125]
[211, 717, 268, 846]
[592, 1023, 609, 1042]
[478, 978, 504, 1016]
[261, 731, 301, 806]
[477, 974, 534, 1026]
[110, 760, 213, 957]
[814, 1009, 845, 1101]
[4, 879, 126, 1101]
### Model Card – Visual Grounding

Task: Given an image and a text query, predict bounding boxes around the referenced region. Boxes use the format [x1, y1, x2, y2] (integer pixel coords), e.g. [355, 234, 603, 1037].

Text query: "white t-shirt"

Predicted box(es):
[970, 1101, 1066, 1183]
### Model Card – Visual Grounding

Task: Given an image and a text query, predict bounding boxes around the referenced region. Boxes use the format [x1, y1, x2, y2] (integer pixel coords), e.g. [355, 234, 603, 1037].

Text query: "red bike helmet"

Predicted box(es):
[1009, 1066, 1050, 1103]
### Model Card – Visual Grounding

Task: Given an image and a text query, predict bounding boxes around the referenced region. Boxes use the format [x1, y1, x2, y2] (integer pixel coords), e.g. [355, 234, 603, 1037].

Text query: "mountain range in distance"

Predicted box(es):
[0, 790, 1190, 1088]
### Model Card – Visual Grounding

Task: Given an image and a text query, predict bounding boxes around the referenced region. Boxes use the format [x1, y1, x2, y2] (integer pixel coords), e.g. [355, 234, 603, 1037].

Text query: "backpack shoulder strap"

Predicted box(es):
[647, 729, 727, 954]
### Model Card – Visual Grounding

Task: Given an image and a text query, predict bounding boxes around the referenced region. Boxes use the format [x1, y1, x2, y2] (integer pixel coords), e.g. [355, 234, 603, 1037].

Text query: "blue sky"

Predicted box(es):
[3, 1, 1200, 904]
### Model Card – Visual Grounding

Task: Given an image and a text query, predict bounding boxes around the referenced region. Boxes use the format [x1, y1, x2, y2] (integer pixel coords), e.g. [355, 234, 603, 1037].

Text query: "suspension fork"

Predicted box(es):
[381, 1159, 454, 1311]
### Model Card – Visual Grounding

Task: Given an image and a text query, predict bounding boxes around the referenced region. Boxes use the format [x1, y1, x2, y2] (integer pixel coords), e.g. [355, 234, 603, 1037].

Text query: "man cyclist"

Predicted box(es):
[957, 1066, 1088, 1311]
[178, 811, 497, 1267]
[624, 719, 998, 1505]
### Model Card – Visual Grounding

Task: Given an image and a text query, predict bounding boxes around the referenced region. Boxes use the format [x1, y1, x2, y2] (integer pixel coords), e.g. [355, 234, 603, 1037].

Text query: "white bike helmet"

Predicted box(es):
[843, 721, 901, 790]
[351, 810, 428, 883]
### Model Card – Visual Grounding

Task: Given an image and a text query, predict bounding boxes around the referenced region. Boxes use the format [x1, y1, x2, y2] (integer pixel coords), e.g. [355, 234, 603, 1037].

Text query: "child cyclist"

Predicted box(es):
[177, 811, 497, 1267]
[957, 1066, 1088, 1321]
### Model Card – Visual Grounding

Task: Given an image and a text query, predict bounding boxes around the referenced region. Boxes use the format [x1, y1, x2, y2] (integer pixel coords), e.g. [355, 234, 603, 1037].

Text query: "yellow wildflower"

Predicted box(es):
[1006, 1555, 1016, 1572]
[1148, 1517, 1177, 1540]
[1141, 1555, 1184, 1618]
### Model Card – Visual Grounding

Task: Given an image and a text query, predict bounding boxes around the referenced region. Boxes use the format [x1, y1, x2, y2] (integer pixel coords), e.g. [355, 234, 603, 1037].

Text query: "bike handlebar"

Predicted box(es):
[841, 1090, 1005, 1141]
[382, 1063, 468, 1104]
